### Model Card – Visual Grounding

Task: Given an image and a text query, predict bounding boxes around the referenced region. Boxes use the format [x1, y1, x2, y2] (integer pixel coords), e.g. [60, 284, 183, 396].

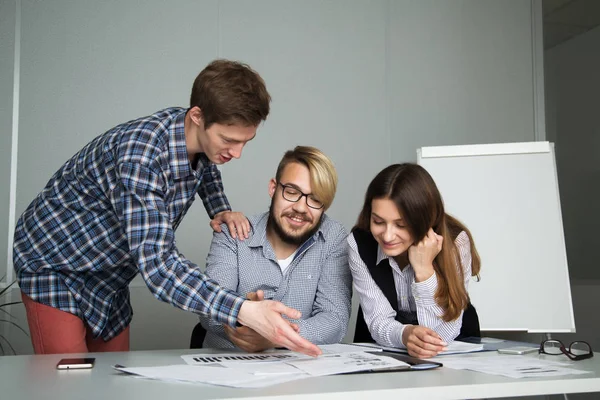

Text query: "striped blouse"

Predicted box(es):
[348, 231, 472, 347]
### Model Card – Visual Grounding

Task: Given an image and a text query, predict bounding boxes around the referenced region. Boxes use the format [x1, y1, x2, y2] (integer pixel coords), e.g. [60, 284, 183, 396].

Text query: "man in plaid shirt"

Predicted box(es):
[13, 60, 320, 357]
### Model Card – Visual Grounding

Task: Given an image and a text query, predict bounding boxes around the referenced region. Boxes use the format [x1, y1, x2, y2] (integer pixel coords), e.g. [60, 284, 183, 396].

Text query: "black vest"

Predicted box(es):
[352, 228, 480, 343]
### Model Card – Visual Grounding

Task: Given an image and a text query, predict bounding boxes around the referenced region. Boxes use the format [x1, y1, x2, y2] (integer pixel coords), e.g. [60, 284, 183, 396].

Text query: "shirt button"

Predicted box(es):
[307, 274, 312, 279]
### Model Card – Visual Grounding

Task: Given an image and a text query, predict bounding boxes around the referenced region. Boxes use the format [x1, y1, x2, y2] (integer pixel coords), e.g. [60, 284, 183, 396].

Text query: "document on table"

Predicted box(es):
[217, 360, 302, 376]
[113, 364, 309, 388]
[181, 352, 303, 365]
[181, 344, 382, 366]
[189, 350, 400, 378]
[318, 343, 383, 354]
[284, 351, 410, 376]
[354, 340, 483, 355]
[438, 341, 484, 355]
[115, 348, 406, 388]
[440, 354, 591, 378]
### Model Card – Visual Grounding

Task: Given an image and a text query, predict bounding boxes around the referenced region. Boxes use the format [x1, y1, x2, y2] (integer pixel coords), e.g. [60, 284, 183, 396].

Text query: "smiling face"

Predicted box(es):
[267, 162, 324, 245]
[370, 198, 414, 257]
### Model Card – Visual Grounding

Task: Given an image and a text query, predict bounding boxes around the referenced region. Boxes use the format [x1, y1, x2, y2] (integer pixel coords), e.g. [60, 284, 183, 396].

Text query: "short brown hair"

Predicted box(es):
[190, 59, 271, 128]
[275, 146, 338, 211]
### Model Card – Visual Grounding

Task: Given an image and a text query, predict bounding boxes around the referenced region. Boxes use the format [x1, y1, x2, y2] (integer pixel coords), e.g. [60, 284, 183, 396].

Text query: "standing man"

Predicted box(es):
[13, 60, 320, 357]
[198, 146, 351, 351]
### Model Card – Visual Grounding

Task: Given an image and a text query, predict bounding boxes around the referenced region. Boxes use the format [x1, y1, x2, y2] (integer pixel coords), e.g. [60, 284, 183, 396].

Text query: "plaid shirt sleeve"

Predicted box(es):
[293, 227, 352, 344]
[198, 165, 232, 218]
[198, 227, 240, 337]
[116, 161, 243, 326]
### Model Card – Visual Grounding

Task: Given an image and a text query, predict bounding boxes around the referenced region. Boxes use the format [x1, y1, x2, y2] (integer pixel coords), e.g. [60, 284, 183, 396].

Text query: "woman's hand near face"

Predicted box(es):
[408, 228, 443, 282]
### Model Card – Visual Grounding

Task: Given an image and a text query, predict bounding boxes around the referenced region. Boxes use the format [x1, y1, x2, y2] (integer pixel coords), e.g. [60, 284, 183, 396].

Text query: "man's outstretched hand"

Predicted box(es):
[237, 299, 321, 357]
[225, 291, 299, 353]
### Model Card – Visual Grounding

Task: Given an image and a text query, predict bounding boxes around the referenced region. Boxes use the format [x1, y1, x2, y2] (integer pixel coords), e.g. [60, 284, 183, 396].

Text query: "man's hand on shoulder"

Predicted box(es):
[211, 211, 250, 240]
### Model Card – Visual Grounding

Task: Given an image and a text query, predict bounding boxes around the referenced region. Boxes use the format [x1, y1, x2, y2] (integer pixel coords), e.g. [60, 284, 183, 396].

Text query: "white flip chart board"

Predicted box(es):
[418, 142, 575, 333]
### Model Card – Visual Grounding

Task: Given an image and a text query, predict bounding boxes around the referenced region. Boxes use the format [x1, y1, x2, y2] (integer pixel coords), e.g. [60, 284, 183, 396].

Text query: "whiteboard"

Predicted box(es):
[417, 142, 575, 333]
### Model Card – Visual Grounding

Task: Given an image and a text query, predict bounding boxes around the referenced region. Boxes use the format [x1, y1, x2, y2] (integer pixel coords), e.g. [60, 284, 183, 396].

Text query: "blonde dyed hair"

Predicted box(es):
[275, 146, 338, 211]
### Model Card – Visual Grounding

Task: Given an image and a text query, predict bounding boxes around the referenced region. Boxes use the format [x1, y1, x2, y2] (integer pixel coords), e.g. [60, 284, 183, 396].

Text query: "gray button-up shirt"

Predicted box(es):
[200, 212, 352, 348]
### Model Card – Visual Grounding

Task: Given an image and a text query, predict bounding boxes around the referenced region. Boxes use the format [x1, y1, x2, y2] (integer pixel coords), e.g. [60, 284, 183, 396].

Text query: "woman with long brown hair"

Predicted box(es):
[350, 163, 481, 358]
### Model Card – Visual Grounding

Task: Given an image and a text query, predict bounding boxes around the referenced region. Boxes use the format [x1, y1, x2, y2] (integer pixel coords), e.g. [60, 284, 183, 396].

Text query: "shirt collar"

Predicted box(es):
[376, 246, 388, 265]
[168, 108, 212, 180]
[247, 212, 327, 249]
[247, 213, 270, 248]
[376, 246, 407, 270]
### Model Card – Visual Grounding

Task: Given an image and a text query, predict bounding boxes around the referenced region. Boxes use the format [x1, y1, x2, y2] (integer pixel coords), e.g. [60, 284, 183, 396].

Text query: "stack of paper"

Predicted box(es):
[441, 354, 591, 378]
[285, 352, 408, 376]
[114, 344, 407, 388]
[113, 364, 309, 388]
[355, 340, 484, 355]
[179, 343, 381, 366]
[439, 341, 484, 355]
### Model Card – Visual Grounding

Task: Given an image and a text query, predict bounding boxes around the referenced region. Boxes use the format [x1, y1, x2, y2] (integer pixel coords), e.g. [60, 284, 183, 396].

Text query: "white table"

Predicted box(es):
[1, 348, 599, 400]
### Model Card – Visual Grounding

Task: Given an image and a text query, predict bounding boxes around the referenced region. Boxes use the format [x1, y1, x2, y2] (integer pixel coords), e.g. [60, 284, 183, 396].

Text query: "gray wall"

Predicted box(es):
[0, 0, 16, 285]
[543, 23, 600, 353]
[388, 0, 536, 161]
[545, 25, 600, 282]
[2, 0, 542, 354]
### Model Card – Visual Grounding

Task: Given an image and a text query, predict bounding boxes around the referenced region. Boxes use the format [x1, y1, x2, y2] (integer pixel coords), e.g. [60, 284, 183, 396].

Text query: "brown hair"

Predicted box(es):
[275, 146, 338, 211]
[190, 59, 271, 128]
[354, 163, 481, 322]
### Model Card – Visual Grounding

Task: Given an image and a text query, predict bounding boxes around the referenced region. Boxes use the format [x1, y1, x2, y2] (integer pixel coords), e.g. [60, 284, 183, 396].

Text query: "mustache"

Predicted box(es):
[284, 212, 312, 222]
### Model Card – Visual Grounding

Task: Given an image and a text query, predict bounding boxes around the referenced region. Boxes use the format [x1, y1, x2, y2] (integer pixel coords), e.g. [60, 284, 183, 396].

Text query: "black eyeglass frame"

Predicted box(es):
[278, 182, 324, 210]
[539, 339, 593, 361]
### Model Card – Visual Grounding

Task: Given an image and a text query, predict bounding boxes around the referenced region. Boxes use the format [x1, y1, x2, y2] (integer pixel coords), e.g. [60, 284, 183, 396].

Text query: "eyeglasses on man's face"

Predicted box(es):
[539, 339, 593, 361]
[278, 183, 324, 210]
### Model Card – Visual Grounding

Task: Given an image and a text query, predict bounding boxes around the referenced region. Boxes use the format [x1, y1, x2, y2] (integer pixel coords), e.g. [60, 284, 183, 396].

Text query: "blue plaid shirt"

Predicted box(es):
[13, 107, 245, 341]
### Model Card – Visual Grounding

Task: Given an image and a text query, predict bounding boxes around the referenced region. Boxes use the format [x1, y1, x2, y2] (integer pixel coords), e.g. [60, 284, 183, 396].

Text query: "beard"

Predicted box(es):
[267, 201, 323, 245]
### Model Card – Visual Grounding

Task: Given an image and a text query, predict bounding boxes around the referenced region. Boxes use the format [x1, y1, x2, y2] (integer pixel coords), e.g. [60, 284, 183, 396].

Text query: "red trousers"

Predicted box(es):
[21, 292, 130, 354]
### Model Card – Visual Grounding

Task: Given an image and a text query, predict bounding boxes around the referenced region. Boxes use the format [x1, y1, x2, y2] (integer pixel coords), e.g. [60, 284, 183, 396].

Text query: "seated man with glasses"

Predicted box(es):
[196, 146, 352, 351]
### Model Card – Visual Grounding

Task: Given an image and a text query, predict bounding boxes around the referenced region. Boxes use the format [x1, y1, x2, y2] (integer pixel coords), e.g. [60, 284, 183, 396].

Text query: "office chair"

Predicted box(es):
[190, 322, 207, 349]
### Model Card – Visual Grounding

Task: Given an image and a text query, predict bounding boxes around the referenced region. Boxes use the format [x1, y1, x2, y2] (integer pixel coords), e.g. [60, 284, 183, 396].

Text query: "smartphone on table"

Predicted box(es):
[56, 358, 96, 370]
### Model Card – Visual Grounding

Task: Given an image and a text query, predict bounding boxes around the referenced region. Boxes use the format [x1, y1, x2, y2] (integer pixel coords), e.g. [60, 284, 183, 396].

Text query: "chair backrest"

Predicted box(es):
[189, 322, 207, 349]
[459, 302, 480, 339]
